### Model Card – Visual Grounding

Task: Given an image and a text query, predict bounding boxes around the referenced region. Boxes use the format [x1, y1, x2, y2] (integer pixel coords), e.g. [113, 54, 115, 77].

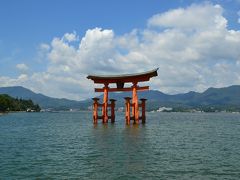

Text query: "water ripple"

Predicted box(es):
[0, 112, 240, 179]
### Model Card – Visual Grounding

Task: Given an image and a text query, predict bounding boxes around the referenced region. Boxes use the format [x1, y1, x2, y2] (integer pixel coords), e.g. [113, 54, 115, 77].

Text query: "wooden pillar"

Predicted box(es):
[110, 99, 116, 123]
[92, 97, 99, 124]
[102, 83, 109, 123]
[140, 98, 147, 124]
[124, 97, 131, 125]
[132, 82, 139, 124]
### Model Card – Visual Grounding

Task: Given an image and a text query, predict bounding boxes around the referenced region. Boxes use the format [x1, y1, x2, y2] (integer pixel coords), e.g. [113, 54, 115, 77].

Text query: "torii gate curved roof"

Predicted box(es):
[87, 68, 158, 84]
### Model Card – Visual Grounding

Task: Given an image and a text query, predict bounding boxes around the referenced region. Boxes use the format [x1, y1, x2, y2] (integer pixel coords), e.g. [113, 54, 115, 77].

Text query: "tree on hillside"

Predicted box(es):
[0, 94, 41, 112]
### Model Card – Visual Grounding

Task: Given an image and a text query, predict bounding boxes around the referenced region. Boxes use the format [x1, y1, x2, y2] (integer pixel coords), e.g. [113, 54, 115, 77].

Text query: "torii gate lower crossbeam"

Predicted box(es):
[87, 68, 158, 124]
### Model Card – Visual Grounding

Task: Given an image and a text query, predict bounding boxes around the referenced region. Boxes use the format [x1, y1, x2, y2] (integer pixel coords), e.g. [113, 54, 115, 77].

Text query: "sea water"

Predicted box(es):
[0, 112, 240, 179]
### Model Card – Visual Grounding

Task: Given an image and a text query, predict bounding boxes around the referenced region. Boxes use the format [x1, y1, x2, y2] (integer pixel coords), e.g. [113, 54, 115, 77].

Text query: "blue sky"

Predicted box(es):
[0, 0, 240, 99]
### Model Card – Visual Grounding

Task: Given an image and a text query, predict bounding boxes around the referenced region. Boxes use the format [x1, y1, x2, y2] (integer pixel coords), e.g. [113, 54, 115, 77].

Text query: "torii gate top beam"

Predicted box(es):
[87, 68, 158, 84]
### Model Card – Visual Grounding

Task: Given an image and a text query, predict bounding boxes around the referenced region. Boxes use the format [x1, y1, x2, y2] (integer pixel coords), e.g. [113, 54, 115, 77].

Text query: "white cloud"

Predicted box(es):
[39, 43, 50, 51]
[0, 74, 28, 87]
[16, 63, 29, 72]
[63, 31, 78, 42]
[148, 3, 227, 30]
[1, 3, 240, 100]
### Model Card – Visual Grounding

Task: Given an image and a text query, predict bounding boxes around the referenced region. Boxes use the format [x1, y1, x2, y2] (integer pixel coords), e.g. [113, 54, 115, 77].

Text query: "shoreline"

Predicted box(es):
[0, 112, 7, 115]
[0, 111, 38, 115]
[1, 111, 239, 115]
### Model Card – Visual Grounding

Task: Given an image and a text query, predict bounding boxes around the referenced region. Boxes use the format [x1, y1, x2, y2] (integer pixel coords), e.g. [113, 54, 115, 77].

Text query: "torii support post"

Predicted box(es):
[140, 98, 147, 124]
[109, 99, 116, 123]
[92, 98, 99, 124]
[132, 82, 139, 124]
[102, 83, 109, 123]
[124, 97, 131, 125]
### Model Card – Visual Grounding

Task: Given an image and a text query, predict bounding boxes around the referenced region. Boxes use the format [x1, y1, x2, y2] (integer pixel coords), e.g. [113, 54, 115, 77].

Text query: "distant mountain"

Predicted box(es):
[97, 85, 240, 110]
[192, 86, 240, 106]
[0, 86, 90, 110]
[0, 85, 239, 111]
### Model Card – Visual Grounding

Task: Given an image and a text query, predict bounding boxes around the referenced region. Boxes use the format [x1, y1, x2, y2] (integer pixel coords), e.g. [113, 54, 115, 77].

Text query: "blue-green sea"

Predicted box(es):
[0, 112, 240, 179]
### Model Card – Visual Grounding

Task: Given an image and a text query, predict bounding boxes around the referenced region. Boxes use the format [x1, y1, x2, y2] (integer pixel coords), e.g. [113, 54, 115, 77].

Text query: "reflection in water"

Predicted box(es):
[88, 122, 149, 178]
[122, 124, 146, 174]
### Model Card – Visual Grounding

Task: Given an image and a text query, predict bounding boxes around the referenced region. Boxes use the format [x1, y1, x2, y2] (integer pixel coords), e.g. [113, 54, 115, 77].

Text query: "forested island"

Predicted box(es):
[0, 94, 41, 113]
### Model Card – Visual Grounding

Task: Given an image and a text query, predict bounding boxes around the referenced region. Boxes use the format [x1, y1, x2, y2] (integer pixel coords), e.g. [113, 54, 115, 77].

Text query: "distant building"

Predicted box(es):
[157, 107, 173, 112]
[87, 106, 92, 111]
[26, 108, 36, 112]
[117, 107, 124, 112]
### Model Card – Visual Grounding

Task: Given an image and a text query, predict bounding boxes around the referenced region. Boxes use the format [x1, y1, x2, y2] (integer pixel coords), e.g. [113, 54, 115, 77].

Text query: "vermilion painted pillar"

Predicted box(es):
[140, 98, 147, 124]
[124, 97, 131, 125]
[102, 83, 109, 123]
[110, 99, 116, 123]
[92, 97, 99, 124]
[132, 82, 139, 124]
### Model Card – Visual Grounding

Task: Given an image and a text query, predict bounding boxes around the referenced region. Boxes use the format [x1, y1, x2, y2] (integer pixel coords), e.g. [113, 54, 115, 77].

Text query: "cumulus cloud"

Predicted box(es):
[16, 63, 29, 72]
[0, 74, 28, 87]
[148, 3, 227, 30]
[1, 3, 240, 100]
[63, 31, 78, 42]
[39, 43, 50, 51]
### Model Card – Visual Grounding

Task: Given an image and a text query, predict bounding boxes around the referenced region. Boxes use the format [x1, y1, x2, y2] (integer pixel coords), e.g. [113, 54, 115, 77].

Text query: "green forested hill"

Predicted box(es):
[0, 94, 40, 112]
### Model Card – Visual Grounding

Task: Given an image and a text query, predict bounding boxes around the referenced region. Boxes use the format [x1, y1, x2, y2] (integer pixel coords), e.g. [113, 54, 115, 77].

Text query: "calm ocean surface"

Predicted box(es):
[0, 112, 240, 179]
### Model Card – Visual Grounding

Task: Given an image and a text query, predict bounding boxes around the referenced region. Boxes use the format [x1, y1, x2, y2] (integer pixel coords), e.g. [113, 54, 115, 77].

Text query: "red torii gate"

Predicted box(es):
[87, 68, 158, 124]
